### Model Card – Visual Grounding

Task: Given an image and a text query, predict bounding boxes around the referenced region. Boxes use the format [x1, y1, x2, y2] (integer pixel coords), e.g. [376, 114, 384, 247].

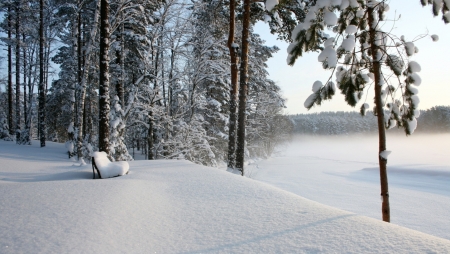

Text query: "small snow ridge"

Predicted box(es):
[93, 151, 129, 178]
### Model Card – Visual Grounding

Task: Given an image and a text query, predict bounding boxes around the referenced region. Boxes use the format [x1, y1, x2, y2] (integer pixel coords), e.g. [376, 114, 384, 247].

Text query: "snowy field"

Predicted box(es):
[1, 137, 450, 253]
[248, 133, 450, 240]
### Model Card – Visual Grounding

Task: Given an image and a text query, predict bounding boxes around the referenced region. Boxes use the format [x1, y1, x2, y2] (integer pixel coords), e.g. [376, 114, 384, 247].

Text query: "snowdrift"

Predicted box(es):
[92, 151, 129, 178]
[0, 140, 450, 253]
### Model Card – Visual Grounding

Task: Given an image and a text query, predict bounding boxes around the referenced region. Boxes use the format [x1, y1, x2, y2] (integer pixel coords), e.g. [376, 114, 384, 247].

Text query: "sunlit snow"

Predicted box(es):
[1, 138, 450, 253]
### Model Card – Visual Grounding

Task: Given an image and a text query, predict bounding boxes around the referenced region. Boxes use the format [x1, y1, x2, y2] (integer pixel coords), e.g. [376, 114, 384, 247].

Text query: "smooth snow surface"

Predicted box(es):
[248, 134, 450, 241]
[1, 141, 450, 253]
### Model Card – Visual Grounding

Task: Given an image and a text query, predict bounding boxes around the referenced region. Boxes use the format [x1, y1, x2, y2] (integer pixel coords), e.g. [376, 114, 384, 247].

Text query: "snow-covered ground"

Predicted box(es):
[1, 136, 450, 253]
[248, 133, 450, 240]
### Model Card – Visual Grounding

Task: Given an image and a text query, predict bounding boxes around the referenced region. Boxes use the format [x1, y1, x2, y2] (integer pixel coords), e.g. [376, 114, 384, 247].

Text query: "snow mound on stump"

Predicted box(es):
[93, 151, 129, 178]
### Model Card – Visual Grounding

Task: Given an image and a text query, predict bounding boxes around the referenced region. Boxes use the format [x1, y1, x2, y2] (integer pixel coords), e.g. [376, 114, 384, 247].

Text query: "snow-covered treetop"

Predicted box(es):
[287, 0, 438, 135]
[420, 0, 450, 23]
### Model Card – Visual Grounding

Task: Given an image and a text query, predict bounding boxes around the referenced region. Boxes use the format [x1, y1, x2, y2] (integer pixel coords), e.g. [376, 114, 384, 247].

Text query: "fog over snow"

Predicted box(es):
[1, 134, 450, 253]
[247, 133, 450, 240]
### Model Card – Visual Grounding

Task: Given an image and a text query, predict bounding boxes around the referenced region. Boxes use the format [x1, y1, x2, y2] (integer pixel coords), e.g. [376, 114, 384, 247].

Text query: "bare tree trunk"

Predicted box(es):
[369, 7, 390, 222]
[115, 23, 124, 106]
[147, 110, 154, 160]
[23, 33, 29, 144]
[39, 0, 46, 147]
[76, 5, 82, 145]
[23, 33, 26, 129]
[77, 9, 82, 92]
[98, 0, 111, 154]
[76, 0, 100, 159]
[235, 0, 251, 176]
[8, 5, 13, 136]
[168, 48, 175, 117]
[226, 0, 239, 169]
[27, 46, 34, 139]
[82, 22, 87, 138]
[15, 0, 21, 143]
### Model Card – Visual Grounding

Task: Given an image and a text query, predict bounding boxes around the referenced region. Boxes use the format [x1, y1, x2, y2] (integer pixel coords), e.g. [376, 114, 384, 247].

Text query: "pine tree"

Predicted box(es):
[287, 0, 433, 222]
[235, 0, 252, 176]
[110, 96, 133, 161]
[38, 0, 46, 147]
[420, 0, 450, 23]
[76, 0, 100, 160]
[98, 0, 110, 154]
[15, 0, 21, 143]
[226, 0, 239, 170]
[7, 2, 14, 138]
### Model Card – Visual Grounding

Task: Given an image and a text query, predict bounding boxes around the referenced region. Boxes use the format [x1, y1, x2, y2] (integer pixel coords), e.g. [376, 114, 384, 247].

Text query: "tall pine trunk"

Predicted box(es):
[77, 0, 100, 160]
[98, 0, 111, 154]
[23, 33, 29, 144]
[15, 0, 21, 143]
[7, 5, 13, 137]
[23, 33, 26, 129]
[75, 6, 82, 153]
[39, 0, 46, 147]
[115, 24, 124, 106]
[147, 110, 154, 160]
[235, 0, 251, 175]
[226, 0, 239, 169]
[368, 7, 390, 222]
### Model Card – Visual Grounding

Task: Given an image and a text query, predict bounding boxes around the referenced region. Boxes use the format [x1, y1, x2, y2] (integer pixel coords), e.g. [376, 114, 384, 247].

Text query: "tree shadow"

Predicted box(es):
[0, 168, 93, 183]
[180, 214, 354, 254]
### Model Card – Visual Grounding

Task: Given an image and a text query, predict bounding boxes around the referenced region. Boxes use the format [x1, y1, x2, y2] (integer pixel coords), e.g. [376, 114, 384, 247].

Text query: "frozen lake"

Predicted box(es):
[249, 133, 450, 240]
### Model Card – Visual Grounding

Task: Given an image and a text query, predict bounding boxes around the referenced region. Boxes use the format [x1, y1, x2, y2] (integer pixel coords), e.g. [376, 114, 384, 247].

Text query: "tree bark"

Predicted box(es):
[147, 110, 154, 160]
[7, 5, 13, 136]
[235, 0, 251, 175]
[98, 0, 111, 154]
[77, 0, 100, 159]
[23, 33, 29, 143]
[226, 0, 239, 169]
[15, 0, 21, 143]
[368, 7, 390, 222]
[77, 9, 82, 91]
[115, 24, 124, 106]
[39, 0, 46, 147]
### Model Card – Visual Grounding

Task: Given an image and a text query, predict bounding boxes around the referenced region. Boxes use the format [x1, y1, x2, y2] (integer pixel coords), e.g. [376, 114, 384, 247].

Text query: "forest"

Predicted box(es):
[291, 106, 450, 135]
[0, 0, 448, 180]
[0, 0, 295, 170]
[0, 0, 449, 229]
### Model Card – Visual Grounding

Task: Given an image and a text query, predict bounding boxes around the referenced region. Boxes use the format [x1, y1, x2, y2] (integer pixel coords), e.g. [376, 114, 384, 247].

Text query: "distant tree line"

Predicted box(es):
[291, 106, 450, 136]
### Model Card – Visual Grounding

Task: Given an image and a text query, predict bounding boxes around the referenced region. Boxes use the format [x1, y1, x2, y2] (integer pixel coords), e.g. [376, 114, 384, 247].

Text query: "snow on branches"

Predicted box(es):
[420, 0, 450, 23]
[288, 0, 435, 135]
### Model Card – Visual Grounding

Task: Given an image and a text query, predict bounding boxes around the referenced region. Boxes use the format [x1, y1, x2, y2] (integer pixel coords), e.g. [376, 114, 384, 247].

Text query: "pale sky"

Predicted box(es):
[255, 0, 450, 114]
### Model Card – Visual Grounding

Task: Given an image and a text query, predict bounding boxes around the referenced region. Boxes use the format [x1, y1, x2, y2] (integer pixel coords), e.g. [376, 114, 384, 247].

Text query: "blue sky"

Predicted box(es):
[255, 1, 450, 114]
